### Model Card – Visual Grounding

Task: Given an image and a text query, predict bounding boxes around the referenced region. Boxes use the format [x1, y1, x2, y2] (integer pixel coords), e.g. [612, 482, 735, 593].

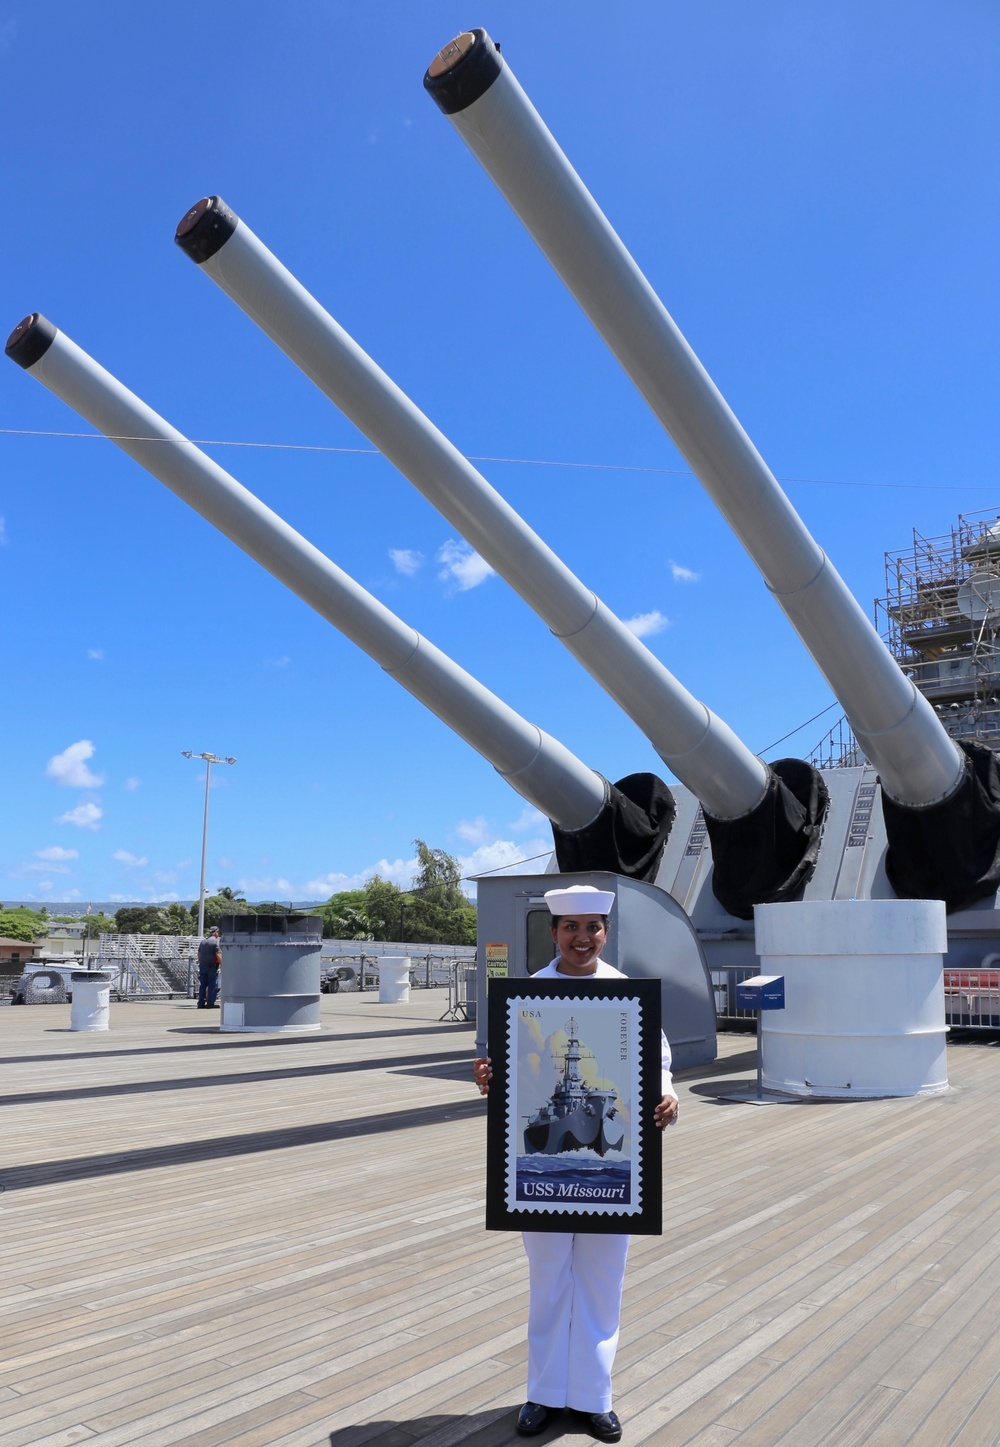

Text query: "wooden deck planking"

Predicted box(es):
[3, 996, 1000, 1446]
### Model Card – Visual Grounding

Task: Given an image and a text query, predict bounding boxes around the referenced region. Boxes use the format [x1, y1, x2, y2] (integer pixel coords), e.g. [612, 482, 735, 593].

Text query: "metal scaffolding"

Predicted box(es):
[808, 505, 1000, 767]
[876, 507, 1000, 750]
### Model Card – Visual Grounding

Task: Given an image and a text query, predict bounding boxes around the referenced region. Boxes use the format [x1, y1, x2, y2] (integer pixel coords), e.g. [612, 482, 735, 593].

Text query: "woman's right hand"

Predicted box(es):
[473, 1057, 492, 1095]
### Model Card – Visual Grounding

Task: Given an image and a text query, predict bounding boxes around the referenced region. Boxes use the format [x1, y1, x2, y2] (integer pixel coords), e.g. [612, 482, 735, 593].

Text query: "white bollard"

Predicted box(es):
[379, 956, 411, 1004]
[70, 971, 111, 1032]
[754, 900, 948, 1098]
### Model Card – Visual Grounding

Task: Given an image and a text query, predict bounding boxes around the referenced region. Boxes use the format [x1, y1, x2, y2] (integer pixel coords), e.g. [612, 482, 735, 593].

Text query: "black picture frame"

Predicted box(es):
[485, 976, 663, 1235]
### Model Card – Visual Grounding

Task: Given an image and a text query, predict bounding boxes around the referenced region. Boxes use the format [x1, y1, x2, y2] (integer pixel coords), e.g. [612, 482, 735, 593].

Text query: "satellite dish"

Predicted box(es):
[956, 570, 1000, 622]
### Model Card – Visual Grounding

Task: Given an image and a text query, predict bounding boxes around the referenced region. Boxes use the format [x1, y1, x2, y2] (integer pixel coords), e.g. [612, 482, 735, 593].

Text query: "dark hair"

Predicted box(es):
[549, 914, 609, 929]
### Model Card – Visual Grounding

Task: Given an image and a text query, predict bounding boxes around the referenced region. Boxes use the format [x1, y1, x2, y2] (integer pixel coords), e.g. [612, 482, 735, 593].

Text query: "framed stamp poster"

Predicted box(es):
[485, 977, 663, 1234]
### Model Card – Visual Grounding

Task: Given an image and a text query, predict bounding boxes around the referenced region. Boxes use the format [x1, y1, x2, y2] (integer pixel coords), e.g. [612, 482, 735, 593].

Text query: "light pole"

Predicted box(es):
[182, 751, 236, 939]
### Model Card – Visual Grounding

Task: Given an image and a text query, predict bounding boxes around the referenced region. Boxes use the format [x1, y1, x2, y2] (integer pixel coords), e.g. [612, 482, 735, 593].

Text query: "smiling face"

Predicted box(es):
[550, 913, 608, 975]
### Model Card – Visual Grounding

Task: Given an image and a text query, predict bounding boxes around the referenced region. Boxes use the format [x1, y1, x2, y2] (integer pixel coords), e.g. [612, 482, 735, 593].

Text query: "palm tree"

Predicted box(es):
[331, 907, 382, 941]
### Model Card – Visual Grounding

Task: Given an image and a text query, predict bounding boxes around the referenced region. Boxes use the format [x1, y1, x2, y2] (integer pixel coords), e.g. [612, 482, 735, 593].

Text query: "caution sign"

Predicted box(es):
[485, 943, 509, 979]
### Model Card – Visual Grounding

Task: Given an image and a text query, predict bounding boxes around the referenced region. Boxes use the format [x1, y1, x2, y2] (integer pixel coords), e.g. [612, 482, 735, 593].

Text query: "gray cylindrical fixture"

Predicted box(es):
[218, 913, 322, 1032]
[174, 196, 769, 822]
[424, 30, 964, 810]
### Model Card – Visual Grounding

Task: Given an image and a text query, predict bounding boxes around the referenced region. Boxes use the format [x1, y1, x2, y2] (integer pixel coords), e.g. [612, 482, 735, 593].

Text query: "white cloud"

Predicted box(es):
[123, 777, 141, 792]
[390, 548, 424, 577]
[437, 539, 495, 591]
[270, 656, 291, 667]
[301, 872, 362, 896]
[87, 648, 105, 660]
[113, 849, 148, 868]
[46, 739, 105, 789]
[623, 610, 670, 639]
[21, 861, 72, 875]
[669, 560, 700, 584]
[299, 852, 420, 898]
[509, 806, 546, 835]
[236, 875, 298, 898]
[57, 802, 103, 830]
[36, 846, 79, 862]
[457, 836, 554, 894]
[455, 817, 491, 846]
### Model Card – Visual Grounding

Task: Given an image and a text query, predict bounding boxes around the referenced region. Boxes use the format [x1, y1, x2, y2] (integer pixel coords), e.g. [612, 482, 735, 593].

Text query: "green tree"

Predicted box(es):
[371, 842, 477, 945]
[115, 905, 166, 935]
[161, 903, 195, 936]
[362, 875, 406, 942]
[317, 844, 477, 946]
[81, 913, 118, 940]
[328, 905, 381, 941]
[201, 888, 253, 929]
[0, 906, 49, 941]
[320, 889, 367, 938]
[399, 840, 476, 944]
[113, 904, 195, 936]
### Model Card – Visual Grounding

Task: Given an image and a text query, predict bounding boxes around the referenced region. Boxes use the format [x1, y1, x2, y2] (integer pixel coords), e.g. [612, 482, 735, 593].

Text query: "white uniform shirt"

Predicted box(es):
[532, 958, 677, 1100]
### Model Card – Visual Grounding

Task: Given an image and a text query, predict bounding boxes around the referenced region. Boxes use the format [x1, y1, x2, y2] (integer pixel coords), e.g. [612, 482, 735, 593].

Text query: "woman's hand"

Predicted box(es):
[473, 1057, 492, 1096]
[654, 1094, 679, 1130]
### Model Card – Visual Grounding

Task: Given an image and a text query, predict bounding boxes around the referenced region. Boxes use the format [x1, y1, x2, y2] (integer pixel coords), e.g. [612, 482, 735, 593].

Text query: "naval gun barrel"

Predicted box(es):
[172, 195, 767, 824]
[4, 313, 607, 833]
[422, 29, 963, 814]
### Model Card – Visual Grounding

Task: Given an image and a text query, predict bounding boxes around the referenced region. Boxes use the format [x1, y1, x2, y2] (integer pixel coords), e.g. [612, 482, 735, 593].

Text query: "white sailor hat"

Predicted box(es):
[543, 885, 615, 916]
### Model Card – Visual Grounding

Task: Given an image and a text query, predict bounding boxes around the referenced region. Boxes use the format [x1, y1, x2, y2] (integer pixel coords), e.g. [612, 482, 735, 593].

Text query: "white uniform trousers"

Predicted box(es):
[522, 1230, 630, 1413]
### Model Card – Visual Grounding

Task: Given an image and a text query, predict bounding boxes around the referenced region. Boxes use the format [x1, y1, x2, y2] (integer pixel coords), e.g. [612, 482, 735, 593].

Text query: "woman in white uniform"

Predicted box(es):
[473, 884, 679, 1442]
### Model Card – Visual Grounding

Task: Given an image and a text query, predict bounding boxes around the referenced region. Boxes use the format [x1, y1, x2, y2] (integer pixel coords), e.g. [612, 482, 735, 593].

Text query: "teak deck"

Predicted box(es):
[1, 994, 999, 1447]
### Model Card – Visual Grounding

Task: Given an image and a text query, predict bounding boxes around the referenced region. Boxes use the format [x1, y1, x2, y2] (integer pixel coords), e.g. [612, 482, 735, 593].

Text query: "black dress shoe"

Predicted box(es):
[516, 1402, 551, 1436]
[587, 1410, 622, 1442]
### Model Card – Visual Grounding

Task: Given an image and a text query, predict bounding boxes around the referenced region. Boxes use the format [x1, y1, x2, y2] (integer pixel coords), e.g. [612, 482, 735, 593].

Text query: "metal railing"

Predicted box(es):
[439, 961, 477, 1023]
[712, 962, 1000, 1033]
[321, 948, 474, 992]
[711, 967, 762, 1027]
[944, 968, 1000, 1030]
[95, 934, 194, 998]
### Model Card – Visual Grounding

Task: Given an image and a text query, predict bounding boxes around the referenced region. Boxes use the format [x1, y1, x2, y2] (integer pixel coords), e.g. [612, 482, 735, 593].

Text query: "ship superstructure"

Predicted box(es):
[523, 1018, 624, 1157]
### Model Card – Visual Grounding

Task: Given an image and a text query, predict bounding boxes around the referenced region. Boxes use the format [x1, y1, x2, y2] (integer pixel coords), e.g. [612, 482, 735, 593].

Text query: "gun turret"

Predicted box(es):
[423, 29, 1000, 911]
[6, 312, 678, 874]
[173, 197, 827, 915]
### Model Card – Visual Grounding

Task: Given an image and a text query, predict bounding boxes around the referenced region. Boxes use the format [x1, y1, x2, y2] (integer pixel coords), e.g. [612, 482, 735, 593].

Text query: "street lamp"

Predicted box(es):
[182, 751, 236, 939]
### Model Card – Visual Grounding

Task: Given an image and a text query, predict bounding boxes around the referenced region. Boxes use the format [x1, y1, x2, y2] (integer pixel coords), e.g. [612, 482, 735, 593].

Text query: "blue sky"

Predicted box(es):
[2, 2, 998, 906]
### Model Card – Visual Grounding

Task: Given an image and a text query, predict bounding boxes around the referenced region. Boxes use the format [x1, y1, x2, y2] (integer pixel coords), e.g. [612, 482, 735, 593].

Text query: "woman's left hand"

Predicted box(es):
[654, 1094, 679, 1130]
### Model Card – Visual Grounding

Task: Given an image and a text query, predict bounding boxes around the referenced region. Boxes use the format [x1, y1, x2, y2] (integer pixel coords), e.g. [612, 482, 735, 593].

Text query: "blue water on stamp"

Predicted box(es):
[516, 1153, 632, 1205]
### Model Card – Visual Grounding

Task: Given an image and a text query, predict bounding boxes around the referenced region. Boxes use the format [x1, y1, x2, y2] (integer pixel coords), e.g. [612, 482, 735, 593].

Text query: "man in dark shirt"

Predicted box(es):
[197, 926, 222, 1008]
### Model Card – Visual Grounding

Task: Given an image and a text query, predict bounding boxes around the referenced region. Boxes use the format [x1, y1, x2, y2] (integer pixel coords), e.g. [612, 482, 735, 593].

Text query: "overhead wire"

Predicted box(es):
[0, 427, 995, 493]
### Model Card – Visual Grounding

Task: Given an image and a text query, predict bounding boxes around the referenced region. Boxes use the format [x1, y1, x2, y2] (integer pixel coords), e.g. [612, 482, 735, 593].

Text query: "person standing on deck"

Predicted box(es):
[197, 926, 222, 1009]
[473, 884, 679, 1442]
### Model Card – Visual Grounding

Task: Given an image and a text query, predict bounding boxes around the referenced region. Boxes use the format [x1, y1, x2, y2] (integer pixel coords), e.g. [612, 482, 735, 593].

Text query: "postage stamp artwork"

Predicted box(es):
[505, 993, 642, 1219]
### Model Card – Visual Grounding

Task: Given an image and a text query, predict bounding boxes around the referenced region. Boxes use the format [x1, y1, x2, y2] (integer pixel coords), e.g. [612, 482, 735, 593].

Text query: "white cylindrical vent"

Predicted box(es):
[754, 900, 948, 1098]
[70, 971, 111, 1032]
[379, 956, 411, 1005]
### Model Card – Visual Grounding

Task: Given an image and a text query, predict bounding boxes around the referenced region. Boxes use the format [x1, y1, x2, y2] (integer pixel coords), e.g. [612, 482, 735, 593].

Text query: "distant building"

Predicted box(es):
[0, 937, 41, 967]
[37, 922, 85, 958]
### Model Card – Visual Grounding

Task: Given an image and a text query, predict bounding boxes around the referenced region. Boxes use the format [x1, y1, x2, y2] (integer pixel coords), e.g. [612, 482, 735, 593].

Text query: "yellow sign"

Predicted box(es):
[485, 942, 509, 978]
